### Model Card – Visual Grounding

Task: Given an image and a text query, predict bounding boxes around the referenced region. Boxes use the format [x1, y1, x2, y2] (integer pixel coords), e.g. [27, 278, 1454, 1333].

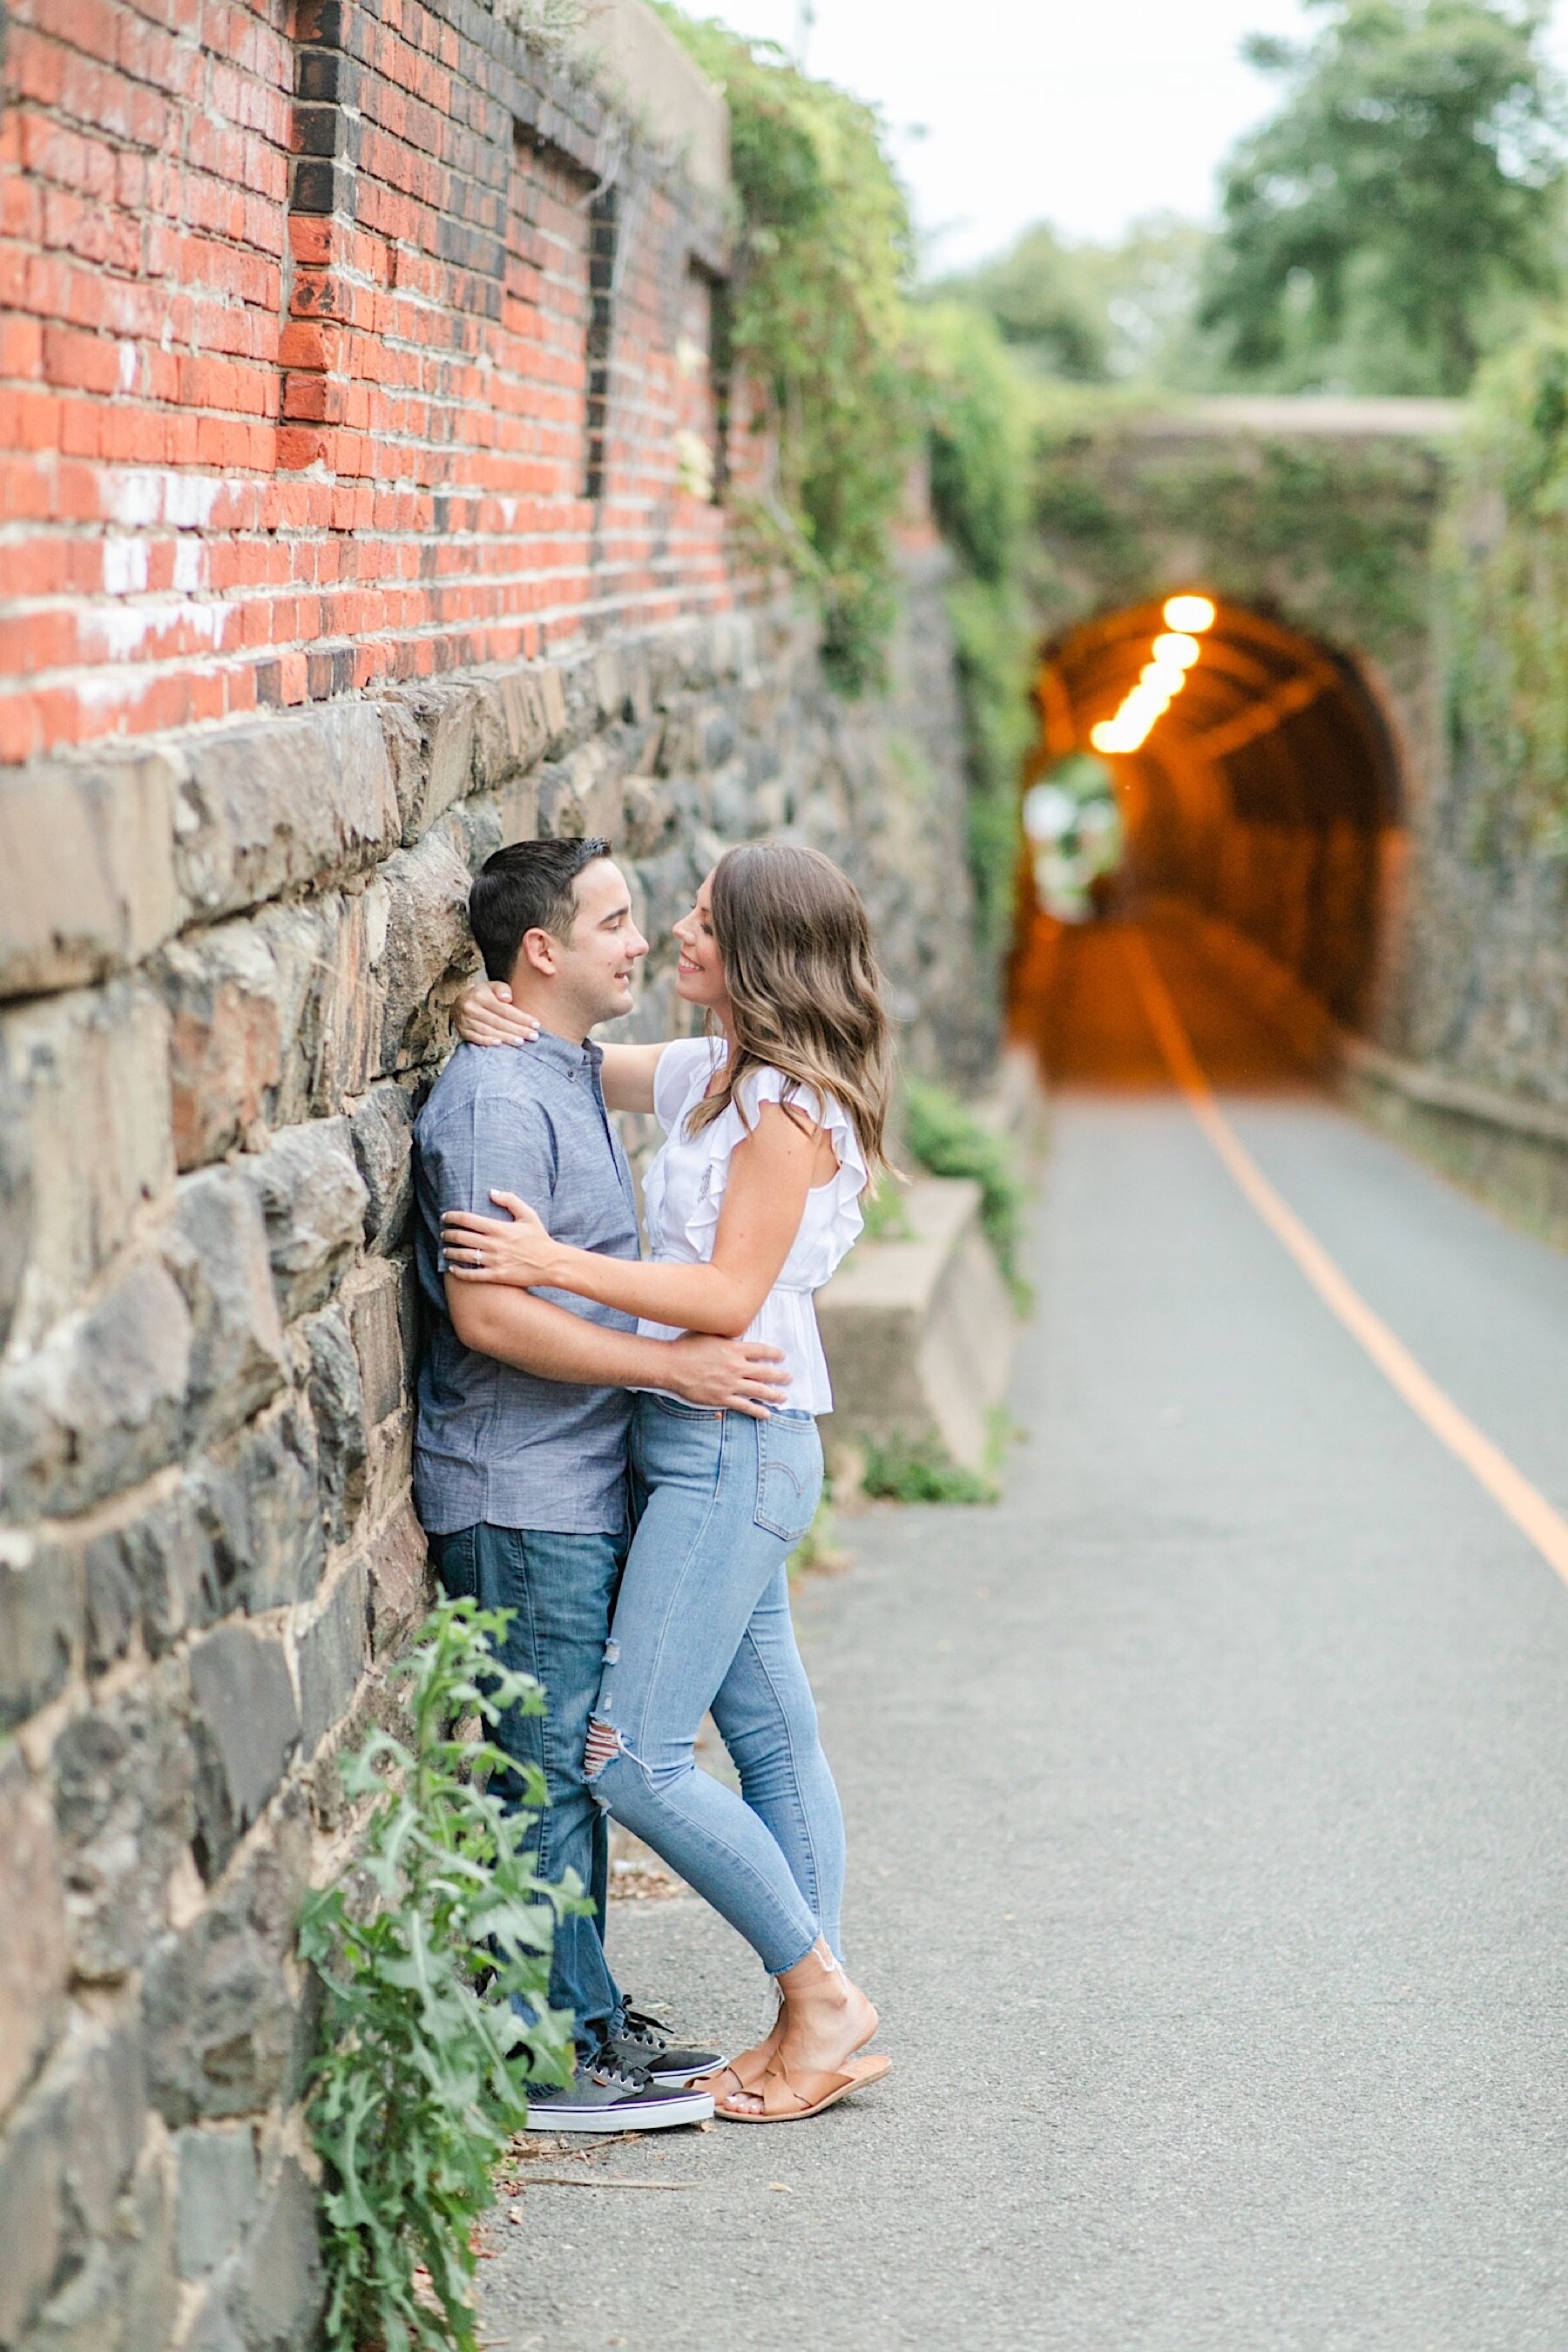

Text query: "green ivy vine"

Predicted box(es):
[918, 303, 1037, 963]
[1438, 318, 1568, 859]
[656, 10, 916, 692]
[1029, 387, 1444, 660]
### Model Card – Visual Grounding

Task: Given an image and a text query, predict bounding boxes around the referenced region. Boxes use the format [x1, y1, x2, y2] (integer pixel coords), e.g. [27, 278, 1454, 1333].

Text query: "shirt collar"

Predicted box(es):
[525, 1029, 604, 1081]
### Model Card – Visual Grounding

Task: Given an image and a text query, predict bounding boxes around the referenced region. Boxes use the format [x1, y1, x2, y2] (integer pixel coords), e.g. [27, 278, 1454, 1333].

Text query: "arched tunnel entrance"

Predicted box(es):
[1010, 596, 1406, 1085]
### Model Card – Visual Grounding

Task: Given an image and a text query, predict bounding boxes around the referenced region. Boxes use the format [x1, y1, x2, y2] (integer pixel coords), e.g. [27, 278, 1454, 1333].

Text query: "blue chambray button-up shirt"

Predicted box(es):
[412, 1031, 641, 1537]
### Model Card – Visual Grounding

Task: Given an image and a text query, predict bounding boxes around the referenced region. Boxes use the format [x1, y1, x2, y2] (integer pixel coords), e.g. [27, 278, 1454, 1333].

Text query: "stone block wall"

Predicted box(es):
[0, 586, 983, 2352]
[0, 7, 990, 2347]
[1392, 753, 1568, 1112]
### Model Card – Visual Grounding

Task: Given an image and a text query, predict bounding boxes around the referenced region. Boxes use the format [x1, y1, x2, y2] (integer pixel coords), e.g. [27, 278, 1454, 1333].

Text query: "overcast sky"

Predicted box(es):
[704, 0, 1568, 270]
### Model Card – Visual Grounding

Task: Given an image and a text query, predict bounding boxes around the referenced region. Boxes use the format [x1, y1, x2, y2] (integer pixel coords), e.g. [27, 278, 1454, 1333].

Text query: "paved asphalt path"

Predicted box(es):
[481, 925, 1568, 2352]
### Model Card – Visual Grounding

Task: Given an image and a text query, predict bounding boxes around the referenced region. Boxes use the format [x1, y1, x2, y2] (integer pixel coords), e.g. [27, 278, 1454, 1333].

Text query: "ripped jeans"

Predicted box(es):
[586, 1395, 846, 1976]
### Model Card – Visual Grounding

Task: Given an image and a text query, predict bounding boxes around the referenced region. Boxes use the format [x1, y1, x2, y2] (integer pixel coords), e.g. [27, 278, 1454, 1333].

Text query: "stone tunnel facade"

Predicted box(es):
[1029, 402, 1568, 1112]
[0, 8, 985, 2348]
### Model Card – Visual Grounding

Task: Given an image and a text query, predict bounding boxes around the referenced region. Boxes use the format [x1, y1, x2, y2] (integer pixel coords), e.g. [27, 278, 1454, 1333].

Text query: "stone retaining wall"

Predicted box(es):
[0, 591, 983, 2352]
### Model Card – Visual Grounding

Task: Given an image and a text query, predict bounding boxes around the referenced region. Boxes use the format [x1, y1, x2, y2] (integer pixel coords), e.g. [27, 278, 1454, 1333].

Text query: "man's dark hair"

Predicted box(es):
[468, 837, 613, 981]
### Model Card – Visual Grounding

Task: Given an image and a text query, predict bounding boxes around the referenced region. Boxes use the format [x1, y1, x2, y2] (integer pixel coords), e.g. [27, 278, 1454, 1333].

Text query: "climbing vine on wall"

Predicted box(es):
[919, 303, 1037, 960]
[1438, 319, 1568, 859]
[657, 10, 916, 691]
[1031, 387, 1445, 662]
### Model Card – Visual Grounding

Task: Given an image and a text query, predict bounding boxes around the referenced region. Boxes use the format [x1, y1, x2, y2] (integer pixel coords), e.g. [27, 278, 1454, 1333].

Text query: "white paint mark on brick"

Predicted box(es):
[100, 470, 165, 529]
[84, 599, 226, 659]
[172, 538, 206, 593]
[74, 669, 146, 711]
[101, 470, 226, 531]
[163, 475, 224, 531]
[102, 538, 150, 596]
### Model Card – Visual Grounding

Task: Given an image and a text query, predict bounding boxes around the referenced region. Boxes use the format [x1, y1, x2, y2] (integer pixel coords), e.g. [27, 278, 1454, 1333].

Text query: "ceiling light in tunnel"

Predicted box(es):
[1088, 622, 1206, 756]
[1092, 706, 1158, 753]
[1090, 687, 1166, 754]
[1090, 718, 1138, 754]
[1163, 594, 1216, 632]
[1151, 632, 1201, 669]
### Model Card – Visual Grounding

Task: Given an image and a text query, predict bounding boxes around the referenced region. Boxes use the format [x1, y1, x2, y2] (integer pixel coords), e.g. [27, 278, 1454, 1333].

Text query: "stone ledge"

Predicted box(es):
[1342, 1045, 1568, 1250]
[1341, 1036, 1568, 1149]
[572, 0, 729, 195]
[816, 1178, 1015, 1473]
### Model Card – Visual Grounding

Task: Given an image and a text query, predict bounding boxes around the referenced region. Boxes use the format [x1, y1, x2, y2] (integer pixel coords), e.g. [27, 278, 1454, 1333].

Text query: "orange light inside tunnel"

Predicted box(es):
[1150, 632, 1201, 668]
[1162, 593, 1216, 632]
[1089, 619, 1206, 755]
[1025, 594, 1403, 1048]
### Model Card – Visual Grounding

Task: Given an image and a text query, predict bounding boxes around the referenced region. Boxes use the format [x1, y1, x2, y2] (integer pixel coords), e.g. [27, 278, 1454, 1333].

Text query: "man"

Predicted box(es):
[412, 835, 789, 2132]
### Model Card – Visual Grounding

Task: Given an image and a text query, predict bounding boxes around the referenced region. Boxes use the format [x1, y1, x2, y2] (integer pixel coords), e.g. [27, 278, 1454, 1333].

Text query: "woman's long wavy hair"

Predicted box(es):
[686, 842, 895, 1173]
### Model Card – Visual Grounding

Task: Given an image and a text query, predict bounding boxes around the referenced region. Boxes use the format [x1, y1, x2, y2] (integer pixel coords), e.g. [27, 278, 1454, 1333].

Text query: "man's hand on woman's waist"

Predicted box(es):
[663, 1334, 792, 1418]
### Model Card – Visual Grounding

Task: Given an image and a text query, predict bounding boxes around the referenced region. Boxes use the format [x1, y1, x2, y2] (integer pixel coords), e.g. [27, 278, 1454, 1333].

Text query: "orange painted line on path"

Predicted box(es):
[1123, 929, 1568, 1592]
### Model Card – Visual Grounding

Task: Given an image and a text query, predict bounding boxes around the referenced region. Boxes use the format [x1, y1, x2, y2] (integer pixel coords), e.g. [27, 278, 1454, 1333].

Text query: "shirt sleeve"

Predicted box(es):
[652, 1037, 720, 1134]
[423, 1090, 558, 1271]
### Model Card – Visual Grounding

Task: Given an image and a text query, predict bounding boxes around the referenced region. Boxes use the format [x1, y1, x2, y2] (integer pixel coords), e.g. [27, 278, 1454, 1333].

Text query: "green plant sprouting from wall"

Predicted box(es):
[860, 1408, 1016, 1505]
[658, 10, 916, 692]
[299, 1598, 581, 2352]
[902, 1077, 1029, 1307]
[1438, 316, 1568, 860]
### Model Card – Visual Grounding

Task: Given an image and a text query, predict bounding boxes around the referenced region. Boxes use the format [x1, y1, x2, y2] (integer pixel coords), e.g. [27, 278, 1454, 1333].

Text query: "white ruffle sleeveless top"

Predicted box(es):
[638, 1036, 867, 1414]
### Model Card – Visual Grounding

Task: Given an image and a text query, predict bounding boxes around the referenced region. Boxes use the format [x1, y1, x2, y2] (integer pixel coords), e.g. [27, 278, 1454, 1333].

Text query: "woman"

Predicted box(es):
[444, 842, 892, 2125]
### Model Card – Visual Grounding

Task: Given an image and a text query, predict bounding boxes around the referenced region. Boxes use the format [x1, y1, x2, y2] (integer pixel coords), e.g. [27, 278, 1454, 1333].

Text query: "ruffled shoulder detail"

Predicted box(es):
[681, 1064, 868, 1270]
[652, 1035, 725, 1135]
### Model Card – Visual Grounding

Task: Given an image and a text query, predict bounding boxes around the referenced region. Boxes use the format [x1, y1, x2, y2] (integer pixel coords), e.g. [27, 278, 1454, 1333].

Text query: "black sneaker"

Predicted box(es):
[606, 2003, 725, 2088]
[524, 2056, 713, 2134]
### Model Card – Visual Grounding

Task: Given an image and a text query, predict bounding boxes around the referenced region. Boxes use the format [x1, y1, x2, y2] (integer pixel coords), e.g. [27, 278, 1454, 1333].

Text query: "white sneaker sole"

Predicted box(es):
[528, 2088, 714, 2133]
[650, 2054, 728, 2087]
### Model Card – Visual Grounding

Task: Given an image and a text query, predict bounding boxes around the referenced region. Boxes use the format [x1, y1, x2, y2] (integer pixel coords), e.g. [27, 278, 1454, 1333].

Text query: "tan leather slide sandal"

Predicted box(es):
[695, 2013, 784, 2104]
[714, 2052, 890, 2123]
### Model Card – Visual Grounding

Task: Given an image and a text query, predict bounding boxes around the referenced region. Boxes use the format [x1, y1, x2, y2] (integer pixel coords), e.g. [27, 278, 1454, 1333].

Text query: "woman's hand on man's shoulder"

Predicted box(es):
[453, 979, 541, 1048]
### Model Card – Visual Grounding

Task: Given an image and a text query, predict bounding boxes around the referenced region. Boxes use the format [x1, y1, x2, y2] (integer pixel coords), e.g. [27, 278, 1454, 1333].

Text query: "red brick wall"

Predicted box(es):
[0, 0, 747, 766]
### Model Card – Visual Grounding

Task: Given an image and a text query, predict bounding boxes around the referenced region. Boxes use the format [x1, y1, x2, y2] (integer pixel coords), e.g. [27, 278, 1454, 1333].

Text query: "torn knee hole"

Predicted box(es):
[584, 1715, 621, 1779]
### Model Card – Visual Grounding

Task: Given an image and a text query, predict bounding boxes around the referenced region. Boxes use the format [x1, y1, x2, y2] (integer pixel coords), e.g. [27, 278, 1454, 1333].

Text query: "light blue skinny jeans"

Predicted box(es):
[587, 1395, 847, 1975]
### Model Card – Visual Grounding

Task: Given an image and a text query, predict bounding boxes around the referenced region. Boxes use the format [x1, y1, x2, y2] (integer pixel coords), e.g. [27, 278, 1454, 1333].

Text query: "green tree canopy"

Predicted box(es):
[1201, 0, 1567, 395]
[938, 222, 1110, 379]
[936, 214, 1220, 389]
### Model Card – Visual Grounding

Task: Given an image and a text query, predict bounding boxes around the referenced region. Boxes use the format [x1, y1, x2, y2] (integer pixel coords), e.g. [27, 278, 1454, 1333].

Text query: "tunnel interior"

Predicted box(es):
[1012, 595, 1405, 1080]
